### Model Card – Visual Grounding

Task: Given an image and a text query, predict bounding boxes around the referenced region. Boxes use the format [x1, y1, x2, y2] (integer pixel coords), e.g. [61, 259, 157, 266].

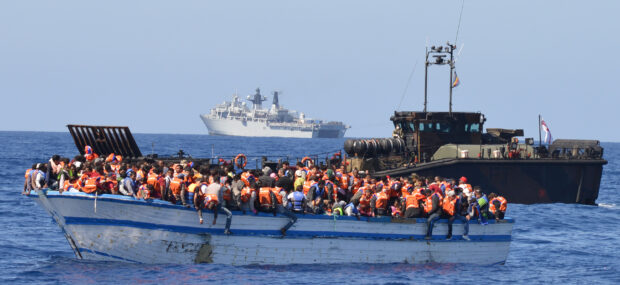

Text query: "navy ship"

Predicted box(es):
[200, 88, 349, 138]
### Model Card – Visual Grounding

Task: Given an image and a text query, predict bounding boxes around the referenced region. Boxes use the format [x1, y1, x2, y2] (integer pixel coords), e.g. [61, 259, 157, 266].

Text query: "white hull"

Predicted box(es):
[200, 115, 346, 138]
[32, 191, 513, 265]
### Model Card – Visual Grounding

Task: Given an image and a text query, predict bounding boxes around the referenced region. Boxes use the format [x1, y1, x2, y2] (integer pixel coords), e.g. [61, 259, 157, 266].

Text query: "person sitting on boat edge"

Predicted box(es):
[195, 176, 232, 235]
[443, 190, 469, 240]
[487, 193, 508, 221]
[424, 186, 443, 240]
[467, 187, 489, 225]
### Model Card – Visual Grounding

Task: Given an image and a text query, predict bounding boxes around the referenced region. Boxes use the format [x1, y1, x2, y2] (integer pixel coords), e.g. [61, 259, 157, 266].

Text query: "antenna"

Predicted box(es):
[454, 0, 465, 45]
[397, 60, 418, 111]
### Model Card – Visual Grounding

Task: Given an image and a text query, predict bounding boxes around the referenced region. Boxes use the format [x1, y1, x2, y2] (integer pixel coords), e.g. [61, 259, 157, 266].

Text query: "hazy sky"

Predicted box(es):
[1, 1, 619, 141]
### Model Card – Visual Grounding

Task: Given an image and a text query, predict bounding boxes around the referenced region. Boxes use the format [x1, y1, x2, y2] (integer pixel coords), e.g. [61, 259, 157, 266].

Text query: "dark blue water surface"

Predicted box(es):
[1, 131, 618, 284]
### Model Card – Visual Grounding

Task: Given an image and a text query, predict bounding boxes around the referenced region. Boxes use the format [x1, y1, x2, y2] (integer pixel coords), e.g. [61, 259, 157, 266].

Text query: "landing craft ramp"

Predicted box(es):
[67, 124, 142, 158]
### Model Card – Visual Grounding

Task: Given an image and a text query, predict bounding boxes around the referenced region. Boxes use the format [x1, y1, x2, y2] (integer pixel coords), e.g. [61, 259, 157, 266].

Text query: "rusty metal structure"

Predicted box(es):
[67, 124, 142, 158]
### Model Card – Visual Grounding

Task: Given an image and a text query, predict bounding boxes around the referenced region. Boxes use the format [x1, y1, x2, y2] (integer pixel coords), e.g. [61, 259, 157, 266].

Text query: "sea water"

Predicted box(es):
[0, 131, 618, 284]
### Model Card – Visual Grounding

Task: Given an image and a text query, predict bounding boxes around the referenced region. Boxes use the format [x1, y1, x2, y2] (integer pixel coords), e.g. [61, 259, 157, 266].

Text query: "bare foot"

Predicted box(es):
[199, 218, 203, 224]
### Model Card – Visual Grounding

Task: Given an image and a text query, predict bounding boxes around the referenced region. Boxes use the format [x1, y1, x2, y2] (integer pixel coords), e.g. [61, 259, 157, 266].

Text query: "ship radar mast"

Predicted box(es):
[424, 42, 457, 115]
[247, 88, 267, 110]
[272, 90, 281, 109]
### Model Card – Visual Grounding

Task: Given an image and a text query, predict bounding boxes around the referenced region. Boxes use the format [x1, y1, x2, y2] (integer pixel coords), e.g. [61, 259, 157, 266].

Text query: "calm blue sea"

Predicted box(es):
[0, 131, 618, 284]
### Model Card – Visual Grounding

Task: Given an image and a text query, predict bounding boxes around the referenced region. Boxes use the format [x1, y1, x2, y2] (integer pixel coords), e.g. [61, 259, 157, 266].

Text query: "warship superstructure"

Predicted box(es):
[200, 89, 349, 138]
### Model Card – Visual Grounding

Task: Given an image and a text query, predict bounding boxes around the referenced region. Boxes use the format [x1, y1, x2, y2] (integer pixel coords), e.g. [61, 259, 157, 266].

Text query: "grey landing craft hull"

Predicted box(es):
[375, 158, 606, 204]
[31, 190, 513, 265]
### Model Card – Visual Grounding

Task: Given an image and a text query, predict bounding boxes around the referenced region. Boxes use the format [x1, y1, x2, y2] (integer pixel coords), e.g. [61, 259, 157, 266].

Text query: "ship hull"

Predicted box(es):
[200, 115, 346, 138]
[375, 159, 606, 205]
[32, 191, 513, 265]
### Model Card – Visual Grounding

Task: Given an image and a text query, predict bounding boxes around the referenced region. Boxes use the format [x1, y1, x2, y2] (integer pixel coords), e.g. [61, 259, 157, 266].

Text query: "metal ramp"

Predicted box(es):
[67, 124, 142, 158]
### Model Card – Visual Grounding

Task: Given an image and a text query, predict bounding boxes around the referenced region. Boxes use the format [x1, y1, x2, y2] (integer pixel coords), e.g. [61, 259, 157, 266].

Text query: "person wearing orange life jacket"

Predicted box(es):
[146, 167, 165, 200]
[258, 186, 278, 215]
[168, 171, 185, 205]
[195, 176, 232, 234]
[271, 185, 298, 236]
[443, 190, 470, 240]
[458, 176, 473, 198]
[373, 187, 390, 216]
[424, 187, 443, 239]
[403, 186, 426, 218]
[302, 175, 317, 196]
[63, 176, 82, 193]
[488, 193, 508, 221]
[357, 188, 374, 217]
[84, 145, 99, 162]
[23, 164, 37, 194]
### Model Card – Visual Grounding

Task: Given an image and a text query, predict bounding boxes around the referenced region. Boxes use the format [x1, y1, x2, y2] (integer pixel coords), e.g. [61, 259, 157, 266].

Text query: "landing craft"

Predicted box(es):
[342, 42, 607, 205]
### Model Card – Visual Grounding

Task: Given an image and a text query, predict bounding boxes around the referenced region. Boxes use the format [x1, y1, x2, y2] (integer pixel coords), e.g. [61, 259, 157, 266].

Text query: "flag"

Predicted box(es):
[452, 72, 460, 88]
[541, 118, 553, 144]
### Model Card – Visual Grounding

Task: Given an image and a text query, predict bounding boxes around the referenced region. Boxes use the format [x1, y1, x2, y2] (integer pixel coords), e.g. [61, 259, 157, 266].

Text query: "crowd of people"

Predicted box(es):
[23, 146, 508, 239]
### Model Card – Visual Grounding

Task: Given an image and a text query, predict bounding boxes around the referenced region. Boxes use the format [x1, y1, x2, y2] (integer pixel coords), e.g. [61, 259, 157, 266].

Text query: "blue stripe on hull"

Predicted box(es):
[64, 217, 511, 242]
[34, 191, 514, 225]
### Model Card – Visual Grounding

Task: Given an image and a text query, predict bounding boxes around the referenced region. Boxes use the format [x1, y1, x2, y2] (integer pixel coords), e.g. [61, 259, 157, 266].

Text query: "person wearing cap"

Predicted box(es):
[444, 190, 469, 240]
[458, 176, 473, 198]
[293, 170, 305, 192]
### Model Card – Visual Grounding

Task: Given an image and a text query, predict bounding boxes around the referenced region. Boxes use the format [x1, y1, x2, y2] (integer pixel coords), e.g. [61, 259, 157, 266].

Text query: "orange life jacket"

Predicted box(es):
[339, 173, 349, 190]
[387, 181, 400, 198]
[63, 179, 81, 191]
[169, 175, 183, 195]
[442, 196, 458, 216]
[240, 186, 253, 203]
[303, 181, 314, 195]
[204, 192, 219, 205]
[222, 186, 232, 202]
[375, 190, 389, 210]
[405, 192, 425, 209]
[490, 196, 508, 213]
[187, 182, 198, 193]
[25, 168, 32, 179]
[423, 193, 443, 214]
[240, 172, 254, 187]
[259, 187, 273, 208]
[271, 187, 284, 204]
[359, 193, 372, 210]
[82, 176, 99, 193]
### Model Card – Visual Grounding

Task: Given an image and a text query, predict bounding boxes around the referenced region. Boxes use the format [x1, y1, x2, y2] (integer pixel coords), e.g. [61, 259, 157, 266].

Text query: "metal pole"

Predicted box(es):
[424, 49, 429, 112]
[449, 46, 454, 116]
[538, 115, 542, 148]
